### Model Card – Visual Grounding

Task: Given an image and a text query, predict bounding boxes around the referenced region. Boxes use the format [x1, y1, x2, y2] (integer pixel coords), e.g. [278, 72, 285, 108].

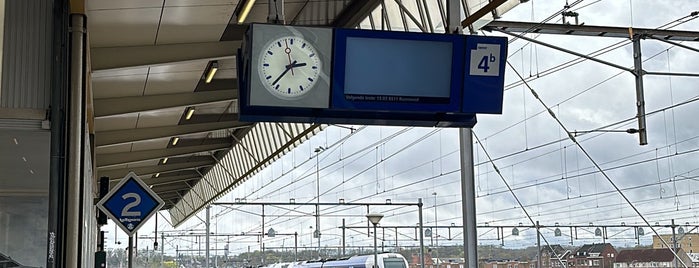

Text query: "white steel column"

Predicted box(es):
[449, 0, 478, 266]
[66, 13, 86, 268]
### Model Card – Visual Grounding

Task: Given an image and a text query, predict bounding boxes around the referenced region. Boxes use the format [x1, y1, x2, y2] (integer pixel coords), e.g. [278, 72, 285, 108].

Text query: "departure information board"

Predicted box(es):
[238, 24, 507, 127]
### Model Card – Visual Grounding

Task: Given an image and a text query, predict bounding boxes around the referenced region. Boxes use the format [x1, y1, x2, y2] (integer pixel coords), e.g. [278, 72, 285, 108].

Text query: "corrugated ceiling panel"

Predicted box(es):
[1, 0, 52, 110]
[170, 122, 323, 226]
[0, 119, 43, 130]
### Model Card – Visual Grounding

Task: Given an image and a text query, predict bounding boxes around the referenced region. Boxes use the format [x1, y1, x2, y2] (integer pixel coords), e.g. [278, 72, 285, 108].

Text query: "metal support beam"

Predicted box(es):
[644, 71, 699, 77]
[647, 35, 699, 53]
[494, 29, 632, 72]
[632, 36, 649, 145]
[94, 90, 237, 118]
[96, 139, 233, 168]
[147, 172, 202, 186]
[95, 120, 251, 147]
[484, 20, 699, 41]
[460, 0, 507, 29]
[267, 0, 284, 24]
[99, 159, 216, 179]
[392, 0, 427, 32]
[91, 41, 242, 72]
[446, 0, 461, 34]
[152, 182, 196, 194]
[332, 0, 382, 28]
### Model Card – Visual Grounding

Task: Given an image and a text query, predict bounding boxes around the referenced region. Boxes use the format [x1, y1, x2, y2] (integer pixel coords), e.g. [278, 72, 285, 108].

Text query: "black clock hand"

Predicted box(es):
[271, 68, 290, 86]
[284, 39, 294, 76]
[272, 60, 297, 86]
[288, 62, 307, 68]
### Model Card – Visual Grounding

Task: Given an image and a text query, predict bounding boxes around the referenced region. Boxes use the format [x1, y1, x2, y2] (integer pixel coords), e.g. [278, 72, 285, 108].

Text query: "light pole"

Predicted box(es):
[366, 213, 384, 268]
[314, 146, 325, 258]
[432, 192, 438, 265]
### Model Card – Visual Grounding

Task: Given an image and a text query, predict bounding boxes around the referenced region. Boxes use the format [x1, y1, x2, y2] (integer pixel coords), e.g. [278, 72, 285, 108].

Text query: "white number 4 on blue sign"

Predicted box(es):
[469, 44, 501, 77]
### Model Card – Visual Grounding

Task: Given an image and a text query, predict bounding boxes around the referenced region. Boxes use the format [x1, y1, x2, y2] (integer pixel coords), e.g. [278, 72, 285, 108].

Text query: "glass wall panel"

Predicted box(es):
[0, 129, 50, 267]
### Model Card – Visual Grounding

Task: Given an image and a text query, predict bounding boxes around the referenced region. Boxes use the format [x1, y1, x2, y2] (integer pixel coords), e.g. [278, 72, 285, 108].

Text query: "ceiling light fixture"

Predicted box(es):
[185, 107, 195, 120]
[171, 137, 180, 146]
[13, 138, 18, 145]
[162, 158, 169, 165]
[204, 61, 218, 83]
[236, 0, 256, 24]
[155, 173, 160, 178]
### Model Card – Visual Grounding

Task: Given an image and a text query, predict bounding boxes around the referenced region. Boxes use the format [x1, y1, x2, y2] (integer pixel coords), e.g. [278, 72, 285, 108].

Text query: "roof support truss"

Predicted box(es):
[94, 90, 237, 118]
[91, 41, 242, 72]
[95, 120, 251, 148]
[96, 138, 232, 168]
[100, 159, 216, 180]
[148, 173, 202, 187]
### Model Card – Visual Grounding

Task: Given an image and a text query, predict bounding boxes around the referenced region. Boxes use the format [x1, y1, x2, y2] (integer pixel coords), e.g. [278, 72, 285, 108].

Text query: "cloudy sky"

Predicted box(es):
[106, 0, 699, 257]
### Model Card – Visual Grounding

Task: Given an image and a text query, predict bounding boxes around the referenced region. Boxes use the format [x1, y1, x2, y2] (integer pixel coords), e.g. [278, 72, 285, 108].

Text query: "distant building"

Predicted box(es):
[568, 243, 617, 268]
[614, 248, 692, 268]
[481, 259, 530, 268]
[687, 253, 699, 267]
[410, 252, 434, 268]
[540, 244, 571, 268]
[653, 233, 699, 253]
[436, 258, 465, 265]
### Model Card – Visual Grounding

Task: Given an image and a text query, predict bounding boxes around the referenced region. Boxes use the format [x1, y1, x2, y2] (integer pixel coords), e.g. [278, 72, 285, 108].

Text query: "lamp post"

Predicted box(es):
[315, 146, 325, 258]
[432, 192, 438, 265]
[366, 213, 384, 268]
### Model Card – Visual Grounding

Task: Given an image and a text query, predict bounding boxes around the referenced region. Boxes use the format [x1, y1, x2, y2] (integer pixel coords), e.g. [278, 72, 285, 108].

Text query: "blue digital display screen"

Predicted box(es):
[332, 29, 464, 112]
[343, 37, 453, 102]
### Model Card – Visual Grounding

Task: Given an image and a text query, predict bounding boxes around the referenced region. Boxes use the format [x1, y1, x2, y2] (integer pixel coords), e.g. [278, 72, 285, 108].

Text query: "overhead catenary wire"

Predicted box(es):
[505, 60, 691, 267]
[163, 4, 699, 258]
[189, 94, 699, 249]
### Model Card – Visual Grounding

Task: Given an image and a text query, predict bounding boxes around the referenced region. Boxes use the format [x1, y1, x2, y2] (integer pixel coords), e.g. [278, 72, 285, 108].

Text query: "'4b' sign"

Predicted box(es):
[469, 43, 501, 77]
[97, 172, 164, 237]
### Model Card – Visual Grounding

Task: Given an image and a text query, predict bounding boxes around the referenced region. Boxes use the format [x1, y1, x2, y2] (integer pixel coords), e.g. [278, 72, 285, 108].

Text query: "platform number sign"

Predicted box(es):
[97, 172, 164, 237]
[469, 43, 501, 77]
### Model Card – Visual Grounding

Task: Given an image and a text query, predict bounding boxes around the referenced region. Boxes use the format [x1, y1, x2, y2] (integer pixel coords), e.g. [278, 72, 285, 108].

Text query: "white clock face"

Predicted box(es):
[258, 36, 322, 100]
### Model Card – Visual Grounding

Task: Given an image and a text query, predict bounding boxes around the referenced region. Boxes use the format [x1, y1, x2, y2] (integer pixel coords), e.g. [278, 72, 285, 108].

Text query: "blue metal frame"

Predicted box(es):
[331, 28, 465, 113]
[236, 24, 506, 128]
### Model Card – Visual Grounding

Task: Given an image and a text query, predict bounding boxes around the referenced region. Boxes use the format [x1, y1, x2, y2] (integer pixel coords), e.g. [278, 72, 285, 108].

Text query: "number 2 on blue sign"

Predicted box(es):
[478, 56, 490, 73]
[121, 193, 142, 217]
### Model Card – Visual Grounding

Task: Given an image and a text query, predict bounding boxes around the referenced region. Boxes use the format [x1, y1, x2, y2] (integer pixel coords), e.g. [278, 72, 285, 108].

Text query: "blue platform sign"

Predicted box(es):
[97, 172, 164, 237]
[462, 35, 508, 114]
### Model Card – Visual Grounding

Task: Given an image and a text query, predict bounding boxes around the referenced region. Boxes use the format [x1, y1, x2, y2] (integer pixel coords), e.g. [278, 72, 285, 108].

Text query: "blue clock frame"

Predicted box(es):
[237, 24, 507, 128]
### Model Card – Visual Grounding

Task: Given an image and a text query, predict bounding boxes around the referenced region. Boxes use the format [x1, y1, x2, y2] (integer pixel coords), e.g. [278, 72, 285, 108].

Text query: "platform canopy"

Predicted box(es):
[87, 0, 520, 226]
